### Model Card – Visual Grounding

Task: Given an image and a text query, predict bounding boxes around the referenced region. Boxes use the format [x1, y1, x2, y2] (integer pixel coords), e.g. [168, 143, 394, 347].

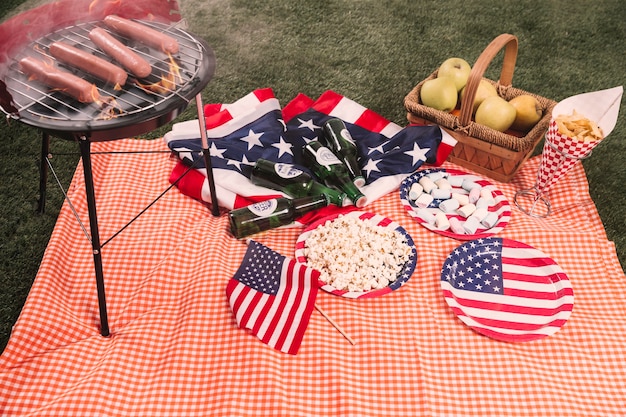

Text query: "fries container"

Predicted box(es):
[514, 86, 623, 217]
[404, 34, 556, 182]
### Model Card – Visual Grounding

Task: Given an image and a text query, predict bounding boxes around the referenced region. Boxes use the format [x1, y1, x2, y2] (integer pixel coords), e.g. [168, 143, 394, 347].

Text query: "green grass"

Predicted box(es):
[1, 0, 624, 351]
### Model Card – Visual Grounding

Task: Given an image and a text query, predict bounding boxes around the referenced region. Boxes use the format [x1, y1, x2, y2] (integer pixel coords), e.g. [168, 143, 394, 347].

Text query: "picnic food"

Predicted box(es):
[18, 56, 98, 103]
[509, 94, 543, 132]
[303, 215, 413, 292]
[460, 79, 498, 114]
[89, 27, 152, 78]
[437, 57, 472, 91]
[475, 96, 516, 132]
[104, 15, 180, 54]
[49, 41, 128, 86]
[419, 77, 458, 112]
[302, 141, 367, 207]
[555, 110, 603, 142]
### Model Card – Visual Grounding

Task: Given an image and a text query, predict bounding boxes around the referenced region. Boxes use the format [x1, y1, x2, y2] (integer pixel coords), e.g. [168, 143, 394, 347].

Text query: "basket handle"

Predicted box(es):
[458, 34, 518, 126]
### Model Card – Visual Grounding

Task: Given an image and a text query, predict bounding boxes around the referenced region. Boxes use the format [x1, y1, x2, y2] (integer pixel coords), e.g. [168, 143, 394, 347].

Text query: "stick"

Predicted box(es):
[315, 304, 355, 345]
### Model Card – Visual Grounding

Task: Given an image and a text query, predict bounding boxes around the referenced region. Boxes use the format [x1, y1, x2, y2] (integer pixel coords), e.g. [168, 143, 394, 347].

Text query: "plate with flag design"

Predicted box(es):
[441, 237, 574, 342]
[399, 168, 511, 240]
[295, 211, 417, 299]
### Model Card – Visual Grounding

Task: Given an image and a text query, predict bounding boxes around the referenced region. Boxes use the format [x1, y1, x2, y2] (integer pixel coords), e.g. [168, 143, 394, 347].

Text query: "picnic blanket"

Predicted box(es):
[1, 137, 625, 416]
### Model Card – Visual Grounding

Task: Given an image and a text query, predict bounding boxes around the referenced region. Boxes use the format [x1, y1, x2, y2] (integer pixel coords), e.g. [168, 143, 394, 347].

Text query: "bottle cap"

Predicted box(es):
[353, 176, 366, 188]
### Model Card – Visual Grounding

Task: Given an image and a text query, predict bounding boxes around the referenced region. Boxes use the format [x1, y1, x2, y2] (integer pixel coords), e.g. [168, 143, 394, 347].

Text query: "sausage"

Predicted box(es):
[19, 56, 98, 103]
[89, 27, 152, 78]
[103, 15, 179, 54]
[49, 41, 128, 86]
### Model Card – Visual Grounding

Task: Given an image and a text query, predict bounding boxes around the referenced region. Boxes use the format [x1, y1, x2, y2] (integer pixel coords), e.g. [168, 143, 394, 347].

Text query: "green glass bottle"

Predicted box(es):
[308, 181, 349, 207]
[321, 118, 365, 187]
[250, 158, 313, 198]
[302, 140, 367, 208]
[228, 194, 329, 239]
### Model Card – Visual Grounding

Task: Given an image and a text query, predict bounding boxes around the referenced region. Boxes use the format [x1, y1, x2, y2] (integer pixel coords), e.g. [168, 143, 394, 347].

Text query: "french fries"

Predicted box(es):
[554, 110, 604, 142]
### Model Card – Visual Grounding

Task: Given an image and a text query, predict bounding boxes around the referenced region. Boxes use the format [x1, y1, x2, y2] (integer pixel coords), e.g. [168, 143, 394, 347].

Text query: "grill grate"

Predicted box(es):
[2, 19, 214, 141]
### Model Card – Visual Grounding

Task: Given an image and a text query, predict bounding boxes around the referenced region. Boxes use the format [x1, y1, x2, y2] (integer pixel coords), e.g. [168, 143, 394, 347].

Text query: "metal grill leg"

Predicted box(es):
[37, 131, 50, 214]
[78, 138, 110, 337]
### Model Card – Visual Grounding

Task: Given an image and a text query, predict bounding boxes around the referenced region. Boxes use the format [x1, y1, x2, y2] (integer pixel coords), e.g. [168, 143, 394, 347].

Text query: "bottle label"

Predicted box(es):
[315, 147, 342, 168]
[274, 163, 303, 179]
[340, 128, 356, 145]
[248, 199, 278, 217]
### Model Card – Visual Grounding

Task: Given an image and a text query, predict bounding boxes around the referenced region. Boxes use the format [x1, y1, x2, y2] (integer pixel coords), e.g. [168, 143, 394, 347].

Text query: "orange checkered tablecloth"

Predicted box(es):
[1, 138, 625, 416]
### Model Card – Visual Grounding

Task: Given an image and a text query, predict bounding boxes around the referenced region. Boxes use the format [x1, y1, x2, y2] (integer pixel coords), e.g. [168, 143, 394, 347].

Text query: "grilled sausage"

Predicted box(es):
[103, 15, 179, 54]
[19, 56, 98, 103]
[49, 41, 128, 86]
[89, 27, 152, 79]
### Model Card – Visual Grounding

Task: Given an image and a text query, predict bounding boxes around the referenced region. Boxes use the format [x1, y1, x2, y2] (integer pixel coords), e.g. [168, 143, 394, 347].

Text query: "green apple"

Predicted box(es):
[475, 96, 516, 132]
[509, 94, 543, 132]
[460, 79, 498, 114]
[437, 57, 472, 92]
[420, 77, 458, 112]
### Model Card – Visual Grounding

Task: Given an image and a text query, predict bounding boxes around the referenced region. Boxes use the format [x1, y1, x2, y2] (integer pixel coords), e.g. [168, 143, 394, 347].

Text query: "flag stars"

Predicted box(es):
[297, 118, 320, 131]
[362, 158, 382, 177]
[272, 137, 294, 158]
[240, 129, 264, 150]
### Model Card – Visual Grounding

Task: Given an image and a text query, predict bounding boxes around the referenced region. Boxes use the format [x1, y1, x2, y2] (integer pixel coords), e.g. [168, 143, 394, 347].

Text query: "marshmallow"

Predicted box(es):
[457, 203, 477, 218]
[463, 216, 481, 235]
[431, 188, 452, 200]
[419, 176, 437, 193]
[416, 208, 436, 225]
[470, 207, 489, 222]
[449, 217, 466, 235]
[468, 187, 481, 204]
[447, 175, 465, 188]
[451, 192, 470, 206]
[426, 171, 445, 182]
[408, 182, 424, 200]
[434, 211, 450, 231]
[481, 211, 499, 229]
[415, 192, 434, 208]
[462, 179, 480, 192]
[475, 197, 492, 209]
[439, 198, 460, 213]
[435, 177, 452, 190]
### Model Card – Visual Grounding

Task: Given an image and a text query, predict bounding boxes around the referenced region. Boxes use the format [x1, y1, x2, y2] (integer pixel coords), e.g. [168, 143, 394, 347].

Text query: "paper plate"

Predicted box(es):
[400, 168, 511, 240]
[441, 237, 574, 342]
[295, 211, 417, 299]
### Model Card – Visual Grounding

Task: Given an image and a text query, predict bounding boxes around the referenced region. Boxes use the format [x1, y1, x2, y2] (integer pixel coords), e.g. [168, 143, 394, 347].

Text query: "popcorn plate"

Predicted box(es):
[295, 211, 417, 299]
[399, 168, 511, 240]
[441, 237, 574, 342]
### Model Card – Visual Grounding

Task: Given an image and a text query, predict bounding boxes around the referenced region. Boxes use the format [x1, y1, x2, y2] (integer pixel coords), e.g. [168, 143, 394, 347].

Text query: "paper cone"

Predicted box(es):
[535, 86, 623, 194]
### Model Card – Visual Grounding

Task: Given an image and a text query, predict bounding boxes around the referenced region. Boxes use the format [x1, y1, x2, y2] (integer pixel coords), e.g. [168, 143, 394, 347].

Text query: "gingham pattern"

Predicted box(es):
[536, 120, 601, 193]
[1, 138, 625, 416]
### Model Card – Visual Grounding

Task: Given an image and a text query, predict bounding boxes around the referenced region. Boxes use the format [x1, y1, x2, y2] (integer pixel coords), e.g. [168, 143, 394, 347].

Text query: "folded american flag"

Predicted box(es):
[226, 240, 319, 355]
[164, 88, 456, 215]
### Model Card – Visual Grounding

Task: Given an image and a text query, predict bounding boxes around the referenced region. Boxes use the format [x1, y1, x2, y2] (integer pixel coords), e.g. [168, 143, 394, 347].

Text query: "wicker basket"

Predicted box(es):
[405, 34, 556, 182]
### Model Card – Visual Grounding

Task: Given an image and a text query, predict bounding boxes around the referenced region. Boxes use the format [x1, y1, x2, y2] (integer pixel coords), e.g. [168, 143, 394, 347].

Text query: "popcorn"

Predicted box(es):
[304, 215, 413, 292]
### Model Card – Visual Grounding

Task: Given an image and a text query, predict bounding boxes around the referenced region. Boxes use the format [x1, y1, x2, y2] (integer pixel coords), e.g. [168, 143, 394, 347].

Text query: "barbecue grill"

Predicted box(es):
[1, 16, 219, 337]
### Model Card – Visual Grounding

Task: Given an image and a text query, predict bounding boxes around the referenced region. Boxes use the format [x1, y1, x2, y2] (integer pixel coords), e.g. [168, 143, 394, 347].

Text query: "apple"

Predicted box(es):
[460, 79, 498, 114]
[437, 57, 472, 92]
[475, 96, 516, 132]
[419, 77, 458, 112]
[509, 94, 543, 132]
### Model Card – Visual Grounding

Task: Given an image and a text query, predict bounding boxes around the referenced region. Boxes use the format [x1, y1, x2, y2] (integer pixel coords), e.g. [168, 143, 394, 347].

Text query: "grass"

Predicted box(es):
[1, 0, 624, 351]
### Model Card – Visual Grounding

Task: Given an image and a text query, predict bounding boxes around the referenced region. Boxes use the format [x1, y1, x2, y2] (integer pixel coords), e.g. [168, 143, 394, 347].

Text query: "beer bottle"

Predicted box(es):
[250, 158, 313, 198]
[228, 194, 329, 239]
[302, 140, 367, 208]
[321, 118, 365, 187]
[250, 158, 349, 206]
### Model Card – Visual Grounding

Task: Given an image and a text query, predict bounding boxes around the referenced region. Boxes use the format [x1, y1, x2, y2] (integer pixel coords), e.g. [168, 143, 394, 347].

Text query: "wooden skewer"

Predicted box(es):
[315, 304, 356, 345]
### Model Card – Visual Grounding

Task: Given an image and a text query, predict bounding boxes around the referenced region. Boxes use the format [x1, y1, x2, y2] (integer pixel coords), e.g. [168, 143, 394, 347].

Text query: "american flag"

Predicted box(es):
[164, 88, 456, 212]
[441, 237, 574, 342]
[226, 240, 320, 355]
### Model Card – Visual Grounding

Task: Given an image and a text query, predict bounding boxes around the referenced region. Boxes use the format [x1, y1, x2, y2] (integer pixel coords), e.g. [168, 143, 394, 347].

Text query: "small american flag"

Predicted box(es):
[226, 240, 320, 355]
[441, 237, 574, 342]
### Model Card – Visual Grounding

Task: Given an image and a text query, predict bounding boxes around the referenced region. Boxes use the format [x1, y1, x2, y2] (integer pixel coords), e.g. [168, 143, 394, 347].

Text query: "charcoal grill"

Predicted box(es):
[1, 18, 219, 337]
